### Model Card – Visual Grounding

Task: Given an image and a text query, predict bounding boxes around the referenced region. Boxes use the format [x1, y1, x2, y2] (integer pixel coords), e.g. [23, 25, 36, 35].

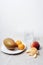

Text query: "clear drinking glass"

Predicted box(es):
[24, 32, 34, 43]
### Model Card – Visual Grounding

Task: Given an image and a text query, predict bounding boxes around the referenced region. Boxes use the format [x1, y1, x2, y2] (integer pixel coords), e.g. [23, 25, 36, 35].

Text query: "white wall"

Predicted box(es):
[0, 0, 43, 40]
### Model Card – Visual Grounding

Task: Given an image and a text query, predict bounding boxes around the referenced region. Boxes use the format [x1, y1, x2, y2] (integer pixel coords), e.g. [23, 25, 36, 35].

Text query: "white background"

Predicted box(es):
[0, 1, 43, 65]
[0, 0, 43, 40]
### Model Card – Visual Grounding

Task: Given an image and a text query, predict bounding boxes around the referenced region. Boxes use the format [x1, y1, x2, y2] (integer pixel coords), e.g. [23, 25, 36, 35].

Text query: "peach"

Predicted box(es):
[31, 41, 40, 50]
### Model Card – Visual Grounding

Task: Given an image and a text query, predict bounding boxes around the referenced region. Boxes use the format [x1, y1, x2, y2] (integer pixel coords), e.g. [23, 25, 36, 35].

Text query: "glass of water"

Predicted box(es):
[24, 32, 34, 44]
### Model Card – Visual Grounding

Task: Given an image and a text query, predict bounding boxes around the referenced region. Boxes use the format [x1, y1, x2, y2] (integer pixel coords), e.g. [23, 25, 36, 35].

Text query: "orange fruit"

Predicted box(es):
[18, 44, 25, 50]
[16, 40, 22, 46]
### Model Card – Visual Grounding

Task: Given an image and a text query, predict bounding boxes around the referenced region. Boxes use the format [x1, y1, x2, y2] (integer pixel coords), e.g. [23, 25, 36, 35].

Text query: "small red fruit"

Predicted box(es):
[31, 41, 40, 50]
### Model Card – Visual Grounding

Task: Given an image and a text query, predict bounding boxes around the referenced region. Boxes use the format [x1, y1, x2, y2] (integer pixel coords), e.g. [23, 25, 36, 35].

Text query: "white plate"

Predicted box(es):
[1, 43, 26, 54]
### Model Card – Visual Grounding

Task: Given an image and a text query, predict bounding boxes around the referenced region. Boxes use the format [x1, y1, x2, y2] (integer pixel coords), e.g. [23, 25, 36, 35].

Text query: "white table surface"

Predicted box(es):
[0, 33, 43, 65]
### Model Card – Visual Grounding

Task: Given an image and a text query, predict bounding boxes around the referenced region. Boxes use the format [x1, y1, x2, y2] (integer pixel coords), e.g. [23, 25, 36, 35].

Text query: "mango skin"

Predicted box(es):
[3, 38, 17, 50]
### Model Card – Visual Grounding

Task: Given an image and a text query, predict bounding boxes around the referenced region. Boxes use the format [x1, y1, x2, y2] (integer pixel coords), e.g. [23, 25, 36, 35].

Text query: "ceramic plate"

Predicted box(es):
[1, 43, 26, 54]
